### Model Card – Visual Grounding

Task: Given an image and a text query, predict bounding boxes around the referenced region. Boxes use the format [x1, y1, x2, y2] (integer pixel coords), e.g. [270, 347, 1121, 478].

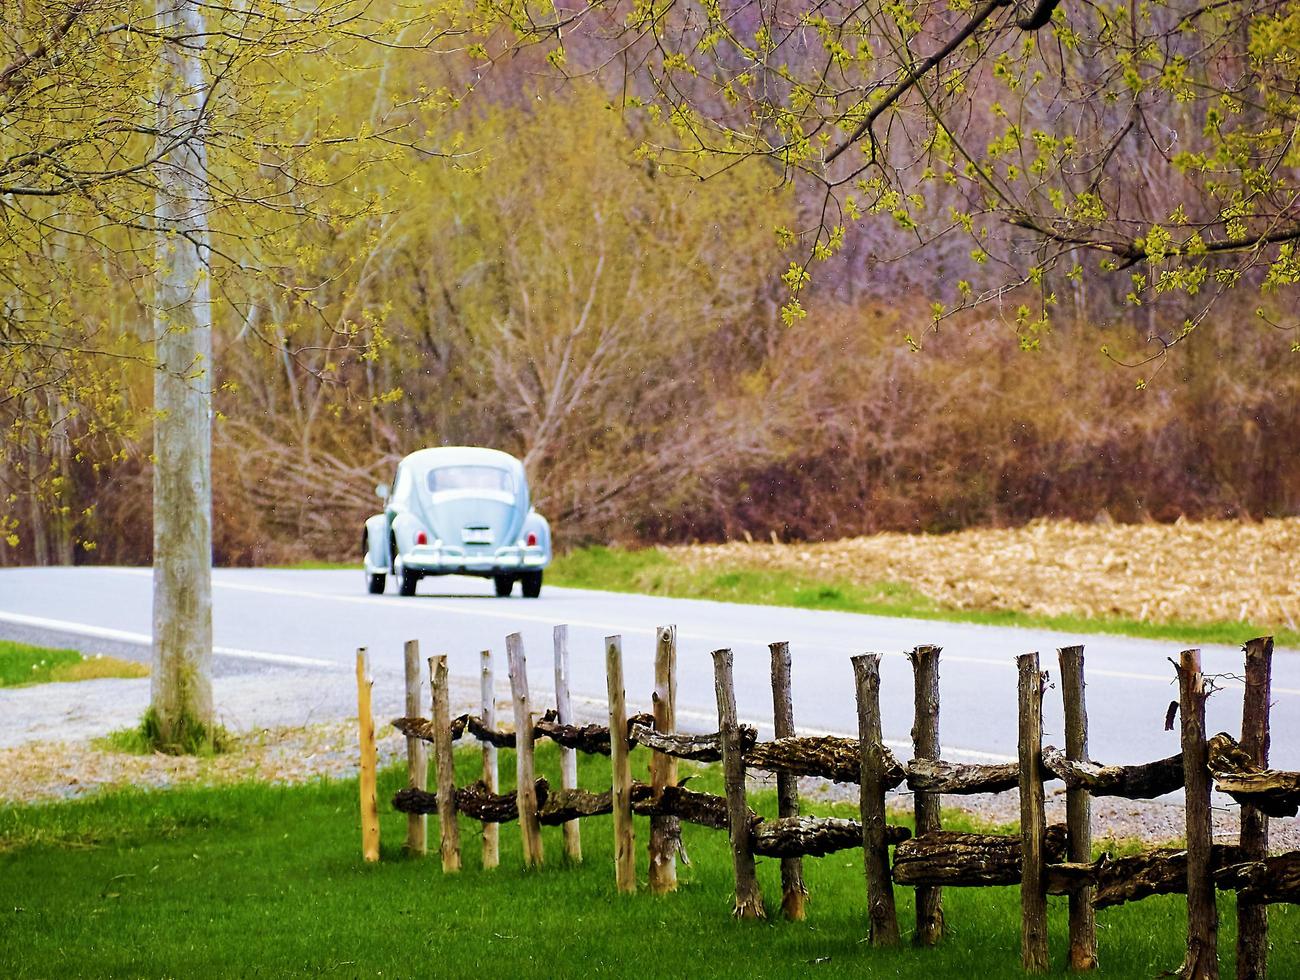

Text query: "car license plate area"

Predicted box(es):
[463, 526, 493, 546]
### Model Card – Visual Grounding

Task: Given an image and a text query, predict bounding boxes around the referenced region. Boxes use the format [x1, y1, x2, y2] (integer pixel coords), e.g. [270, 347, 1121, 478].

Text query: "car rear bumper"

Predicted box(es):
[400, 544, 549, 575]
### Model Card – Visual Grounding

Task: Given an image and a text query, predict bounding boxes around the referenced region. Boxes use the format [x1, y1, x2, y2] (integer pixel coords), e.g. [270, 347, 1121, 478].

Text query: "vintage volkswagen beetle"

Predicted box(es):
[363, 447, 552, 597]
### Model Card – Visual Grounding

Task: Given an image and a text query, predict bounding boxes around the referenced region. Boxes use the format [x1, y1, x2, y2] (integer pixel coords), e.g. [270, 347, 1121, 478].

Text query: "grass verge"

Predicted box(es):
[0, 640, 148, 688]
[547, 546, 1298, 647]
[93, 708, 233, 758]
[1, 743, 1294, 978]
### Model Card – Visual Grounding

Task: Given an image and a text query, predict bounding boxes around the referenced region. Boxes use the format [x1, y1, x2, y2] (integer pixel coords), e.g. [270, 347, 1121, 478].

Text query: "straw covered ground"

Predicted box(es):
[671, 517, 1300, 630]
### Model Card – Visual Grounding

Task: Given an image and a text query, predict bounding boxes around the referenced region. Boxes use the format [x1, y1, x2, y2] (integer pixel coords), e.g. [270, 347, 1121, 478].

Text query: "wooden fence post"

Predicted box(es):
[713, 647, 765, 919]
[1238, 636, 1274, 980]
[770, 640, 807, 920]
[607, 635, 636, 894]
[1177, 647, 1218, 980]
[506, 632, 544, 868]
[403, 639, 427, 856]
[908, 643, 943, 945]
[554, 625, 582, 863]
[480, 648, 499, 870]
[852, 653, 899, 946]
[356, 648, 380, 863]
[1017, 652, 1049, 974]
[649, 625, 679, 894]
[1058, 644, 1097, 971]
[429, 655, 461, 872]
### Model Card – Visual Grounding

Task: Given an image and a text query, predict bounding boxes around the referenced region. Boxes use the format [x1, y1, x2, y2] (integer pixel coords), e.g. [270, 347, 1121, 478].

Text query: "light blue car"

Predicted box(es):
[363, 447, 552, 597]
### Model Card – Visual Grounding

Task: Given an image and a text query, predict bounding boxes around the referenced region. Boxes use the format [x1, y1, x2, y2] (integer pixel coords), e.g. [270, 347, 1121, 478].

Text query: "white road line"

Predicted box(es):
[0, 610, 338, 670]
[188, 575, 1296, 696]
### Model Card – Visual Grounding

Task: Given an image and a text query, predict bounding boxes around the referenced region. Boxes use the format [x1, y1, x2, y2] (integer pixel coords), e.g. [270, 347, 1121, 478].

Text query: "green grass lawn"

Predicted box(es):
[2, 743, 1293, 978]
[0, 639, 148, 688]
[547, 546, 1299, 648]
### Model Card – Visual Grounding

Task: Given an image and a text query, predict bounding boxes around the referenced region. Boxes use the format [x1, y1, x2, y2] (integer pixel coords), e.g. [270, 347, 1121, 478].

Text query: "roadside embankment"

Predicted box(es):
[552, 517, 1300, 646]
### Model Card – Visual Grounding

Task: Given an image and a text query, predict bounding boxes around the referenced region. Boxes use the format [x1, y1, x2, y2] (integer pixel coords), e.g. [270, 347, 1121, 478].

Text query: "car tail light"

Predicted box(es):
[526, 532, 538, 547]
[415, 531, 428, 546]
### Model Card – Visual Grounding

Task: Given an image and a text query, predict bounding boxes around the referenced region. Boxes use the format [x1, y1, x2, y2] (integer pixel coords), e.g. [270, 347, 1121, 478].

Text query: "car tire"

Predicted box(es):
[493, 575, 514, 598]
[520, 571, 542, 599]
[399, 568, 419, 596]
[363, 530, 385, 594]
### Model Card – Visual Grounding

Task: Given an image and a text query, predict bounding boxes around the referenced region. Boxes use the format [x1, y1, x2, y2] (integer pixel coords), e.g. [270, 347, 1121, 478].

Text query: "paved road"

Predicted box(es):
[1, 566, 1295, 767]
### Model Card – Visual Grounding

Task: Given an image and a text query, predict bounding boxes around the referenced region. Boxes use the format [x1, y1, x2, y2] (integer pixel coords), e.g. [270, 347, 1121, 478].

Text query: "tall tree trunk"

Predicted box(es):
[151, 0, 214, 744]
[47, 385, 75, 565]
[24, 399, 49, 566]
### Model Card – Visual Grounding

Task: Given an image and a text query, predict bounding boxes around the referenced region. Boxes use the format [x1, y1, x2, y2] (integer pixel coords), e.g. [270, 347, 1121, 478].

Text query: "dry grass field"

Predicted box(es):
[671, 518, 1300, 631]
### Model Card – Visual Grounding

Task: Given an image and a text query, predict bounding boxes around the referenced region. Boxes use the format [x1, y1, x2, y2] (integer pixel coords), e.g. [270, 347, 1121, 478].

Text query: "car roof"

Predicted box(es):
[399, 446, 523, 474]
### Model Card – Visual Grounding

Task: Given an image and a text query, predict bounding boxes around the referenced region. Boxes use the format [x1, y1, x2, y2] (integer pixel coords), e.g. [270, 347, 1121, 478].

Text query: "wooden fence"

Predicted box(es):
[353, 630, 1297, 979]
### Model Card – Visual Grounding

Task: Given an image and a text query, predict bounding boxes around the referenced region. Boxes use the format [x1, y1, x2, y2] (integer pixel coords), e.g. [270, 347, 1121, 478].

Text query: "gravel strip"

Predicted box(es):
[0, 665, 482, 804]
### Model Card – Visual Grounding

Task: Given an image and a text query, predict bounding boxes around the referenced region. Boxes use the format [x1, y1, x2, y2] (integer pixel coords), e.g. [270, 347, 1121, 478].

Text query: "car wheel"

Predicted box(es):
[399, 567, 419, 597]
[520, 571, 542, 599]
[364, 530, 385, 594]
[493, 574, 514, 598]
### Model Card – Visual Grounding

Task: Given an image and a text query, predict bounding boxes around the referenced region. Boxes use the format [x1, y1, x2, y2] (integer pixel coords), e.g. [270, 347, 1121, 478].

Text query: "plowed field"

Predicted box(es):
[672, 518, 1299, 630]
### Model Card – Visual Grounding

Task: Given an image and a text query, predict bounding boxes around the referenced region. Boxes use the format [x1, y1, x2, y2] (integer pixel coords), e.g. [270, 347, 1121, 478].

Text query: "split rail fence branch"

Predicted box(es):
[358, 631, 1299, 977]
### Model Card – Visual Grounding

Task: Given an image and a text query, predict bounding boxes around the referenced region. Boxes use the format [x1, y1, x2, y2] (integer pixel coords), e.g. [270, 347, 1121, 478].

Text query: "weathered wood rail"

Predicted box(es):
[363, 631, 1296, 977]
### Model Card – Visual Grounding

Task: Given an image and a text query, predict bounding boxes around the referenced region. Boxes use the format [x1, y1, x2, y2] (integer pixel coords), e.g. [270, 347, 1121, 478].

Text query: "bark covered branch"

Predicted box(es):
[1042, 745, 1185, 799]
[893, 825, 1068, 887]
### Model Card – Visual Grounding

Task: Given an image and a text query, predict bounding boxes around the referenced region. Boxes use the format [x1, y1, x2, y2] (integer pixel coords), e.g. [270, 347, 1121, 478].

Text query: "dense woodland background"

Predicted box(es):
[4, 2, 1299, 566]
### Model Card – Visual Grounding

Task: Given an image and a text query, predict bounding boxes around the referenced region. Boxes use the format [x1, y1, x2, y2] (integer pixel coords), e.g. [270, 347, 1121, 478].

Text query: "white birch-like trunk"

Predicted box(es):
[151, 0, 214, 741]
[24, 404, 50, 566]
[48, 385, 74, 565]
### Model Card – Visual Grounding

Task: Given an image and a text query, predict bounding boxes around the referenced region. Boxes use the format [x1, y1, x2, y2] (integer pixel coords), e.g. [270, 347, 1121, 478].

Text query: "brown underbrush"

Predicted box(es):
[658, 310, 1300, 545]
[5, 266, 1298, 568]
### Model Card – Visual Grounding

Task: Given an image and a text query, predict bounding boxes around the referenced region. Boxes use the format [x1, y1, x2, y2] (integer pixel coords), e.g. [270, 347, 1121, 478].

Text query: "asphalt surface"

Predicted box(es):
[1, 566, 1295, 768]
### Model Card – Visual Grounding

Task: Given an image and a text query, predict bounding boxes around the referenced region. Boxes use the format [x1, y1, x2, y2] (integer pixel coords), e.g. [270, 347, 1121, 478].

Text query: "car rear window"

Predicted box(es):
[427, 466, 514, 494]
